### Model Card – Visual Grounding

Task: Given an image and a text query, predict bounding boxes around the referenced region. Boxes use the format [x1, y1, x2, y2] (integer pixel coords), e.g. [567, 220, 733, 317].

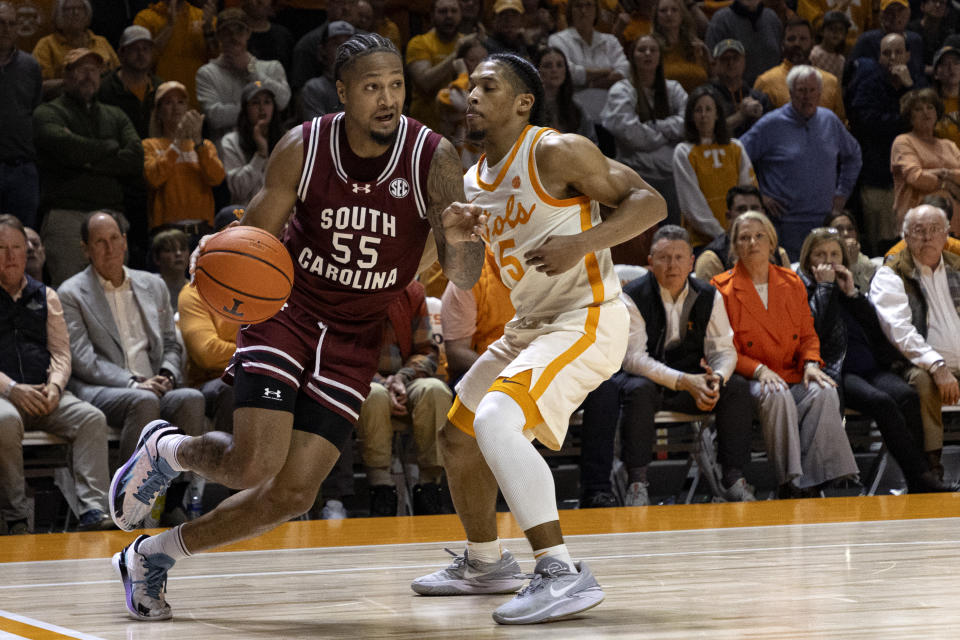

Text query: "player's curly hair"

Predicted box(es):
[488, 53, 546, 126]
[334, 33, 400, 82]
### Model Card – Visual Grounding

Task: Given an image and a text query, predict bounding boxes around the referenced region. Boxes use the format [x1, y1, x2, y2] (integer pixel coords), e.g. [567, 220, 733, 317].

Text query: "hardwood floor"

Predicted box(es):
[2, 495, 960, 639]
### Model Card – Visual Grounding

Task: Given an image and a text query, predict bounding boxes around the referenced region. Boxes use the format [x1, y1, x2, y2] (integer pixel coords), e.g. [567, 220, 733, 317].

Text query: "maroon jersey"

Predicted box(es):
[284, 113, 442, 324]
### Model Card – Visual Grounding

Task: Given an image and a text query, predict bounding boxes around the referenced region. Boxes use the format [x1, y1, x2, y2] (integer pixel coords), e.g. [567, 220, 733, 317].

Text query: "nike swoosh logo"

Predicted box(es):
[548, 579, 580, 598]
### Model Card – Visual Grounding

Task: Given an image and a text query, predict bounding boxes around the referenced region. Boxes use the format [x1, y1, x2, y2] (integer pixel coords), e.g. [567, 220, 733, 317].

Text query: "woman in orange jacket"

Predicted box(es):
[711, 211, 858, 497]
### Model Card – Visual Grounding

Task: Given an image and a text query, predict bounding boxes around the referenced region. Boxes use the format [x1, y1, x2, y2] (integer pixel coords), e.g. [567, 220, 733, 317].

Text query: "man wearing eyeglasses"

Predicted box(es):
[871, 204, 960, 480]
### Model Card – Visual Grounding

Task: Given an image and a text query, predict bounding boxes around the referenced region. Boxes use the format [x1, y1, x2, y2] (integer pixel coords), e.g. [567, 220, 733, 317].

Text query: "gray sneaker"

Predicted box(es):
[721, 477, 757, 502]
[411, 548, 525, 595]
[624, 481, 650, 506]
[110, 420, 182, 531]
[492, 557, 604, 625]
[113, 534, 175, 621]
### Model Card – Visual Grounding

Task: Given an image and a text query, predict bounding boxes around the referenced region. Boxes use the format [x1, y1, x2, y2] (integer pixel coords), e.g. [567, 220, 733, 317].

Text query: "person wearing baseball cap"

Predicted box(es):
[704, 0, 782, 86]
[300, 21, 355, 121]
[98, 25, 163, 139]
[32, 42, 144, 285]
[709, 38, 772, 137]
[846, 0, 926, 87]
[932, 45, 960, 147]
[31, 0, 120, 96]
[195, 6, 291, 150]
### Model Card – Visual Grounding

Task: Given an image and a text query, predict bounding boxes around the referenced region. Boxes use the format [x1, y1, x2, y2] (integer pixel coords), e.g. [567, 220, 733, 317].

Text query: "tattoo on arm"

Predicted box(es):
[426, 139, 484, 289]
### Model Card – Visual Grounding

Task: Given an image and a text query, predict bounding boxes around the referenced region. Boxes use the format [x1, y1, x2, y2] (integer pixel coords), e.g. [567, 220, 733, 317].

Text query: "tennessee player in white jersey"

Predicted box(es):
[412, 53, 666, 625]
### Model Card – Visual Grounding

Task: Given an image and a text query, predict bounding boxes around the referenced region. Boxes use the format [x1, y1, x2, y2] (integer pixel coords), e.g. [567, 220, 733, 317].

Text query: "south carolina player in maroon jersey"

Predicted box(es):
[108, 33, 486, 622]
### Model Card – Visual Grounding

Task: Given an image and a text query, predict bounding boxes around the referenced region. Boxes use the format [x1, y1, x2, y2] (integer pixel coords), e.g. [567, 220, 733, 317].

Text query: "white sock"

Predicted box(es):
[533, 544, 576, 573]
[473, 392, 560, 532]
[466, 539, 502, 564]
[156, 434, 188, 473]
[137, 525, 192, 561]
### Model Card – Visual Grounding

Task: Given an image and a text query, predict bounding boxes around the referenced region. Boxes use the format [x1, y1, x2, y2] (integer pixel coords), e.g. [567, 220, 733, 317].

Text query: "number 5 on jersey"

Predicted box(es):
[331, 232, 382, 269]
[497, 239, 524, 283]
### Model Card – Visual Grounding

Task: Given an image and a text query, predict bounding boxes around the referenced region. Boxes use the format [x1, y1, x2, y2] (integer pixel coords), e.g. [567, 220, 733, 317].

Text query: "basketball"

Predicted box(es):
[195, 226, 294, 324]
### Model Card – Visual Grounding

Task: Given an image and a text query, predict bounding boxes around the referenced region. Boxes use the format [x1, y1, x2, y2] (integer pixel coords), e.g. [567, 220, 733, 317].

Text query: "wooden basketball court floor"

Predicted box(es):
[2, 495, 960, 640]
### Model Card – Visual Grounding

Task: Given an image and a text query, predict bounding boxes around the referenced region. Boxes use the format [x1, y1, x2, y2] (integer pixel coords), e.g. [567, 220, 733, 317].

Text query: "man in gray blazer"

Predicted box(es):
[58, 212, 205, 463]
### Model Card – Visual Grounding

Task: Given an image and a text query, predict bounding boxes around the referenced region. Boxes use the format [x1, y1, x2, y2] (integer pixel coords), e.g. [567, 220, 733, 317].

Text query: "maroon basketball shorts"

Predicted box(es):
[224, 301, 382, 433]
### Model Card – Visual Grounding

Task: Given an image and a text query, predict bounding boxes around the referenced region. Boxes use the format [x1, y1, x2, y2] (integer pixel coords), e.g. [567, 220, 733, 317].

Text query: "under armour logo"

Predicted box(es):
[262, 388, 282, 400]
[352, 183, 371, 194]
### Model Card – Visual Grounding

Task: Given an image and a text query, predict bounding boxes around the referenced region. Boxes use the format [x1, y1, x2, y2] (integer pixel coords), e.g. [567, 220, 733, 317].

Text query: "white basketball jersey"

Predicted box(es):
[464, 126, 621, 319]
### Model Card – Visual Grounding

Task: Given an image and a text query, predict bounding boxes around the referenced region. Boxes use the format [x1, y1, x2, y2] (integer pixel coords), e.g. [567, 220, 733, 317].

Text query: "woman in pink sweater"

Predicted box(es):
[891, 88, 960, 233]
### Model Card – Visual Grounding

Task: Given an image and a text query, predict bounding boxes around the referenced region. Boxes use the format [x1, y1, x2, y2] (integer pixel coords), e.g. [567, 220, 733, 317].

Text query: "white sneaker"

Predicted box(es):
[113, 534, 175, 621]
[492, 557, 604, 625]
[321, 499, 348, 519]
[411, 548, 525, 595]
[624, 481, 650, 506]
[721, 477, 757, 502]
[110, 421, 183, 531]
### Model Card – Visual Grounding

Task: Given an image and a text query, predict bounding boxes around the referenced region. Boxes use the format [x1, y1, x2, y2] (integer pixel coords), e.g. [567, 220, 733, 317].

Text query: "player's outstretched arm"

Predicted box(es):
[426, 137, 486, 290]
[525, 133, 667, 276]
[240, 125, 305, 236]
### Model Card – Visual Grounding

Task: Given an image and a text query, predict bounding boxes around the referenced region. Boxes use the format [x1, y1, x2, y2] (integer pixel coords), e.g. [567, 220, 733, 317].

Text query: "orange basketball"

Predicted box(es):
[195, 226, 294, 324]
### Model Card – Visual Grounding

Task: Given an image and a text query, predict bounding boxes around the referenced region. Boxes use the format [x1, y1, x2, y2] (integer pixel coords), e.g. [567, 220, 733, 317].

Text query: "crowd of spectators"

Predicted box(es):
[7, 0, 960, 533]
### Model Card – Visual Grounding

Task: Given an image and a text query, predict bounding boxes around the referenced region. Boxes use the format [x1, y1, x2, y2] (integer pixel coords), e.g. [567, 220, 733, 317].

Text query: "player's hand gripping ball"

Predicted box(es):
[195, 226, 294, 323]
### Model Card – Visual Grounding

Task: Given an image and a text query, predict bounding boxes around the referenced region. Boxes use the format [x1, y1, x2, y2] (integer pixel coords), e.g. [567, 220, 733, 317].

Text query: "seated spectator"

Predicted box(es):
[741, 65, 861, 259]
[694, 185, 791, 280]
[299, 21, 355, 122]
[712, 211, 859, 497]
[673, 85, 756, 248]
[97, 26, 162, 141]
[846, 33, 913, 254]
[134, 0, 217, 107]
[404, 0, 465, 132]
[653, 0, 709, 92]
[440, 246, 514, 386]
[354, 281, 453, 516]
[822, 211, 877, 293]
[798, 0, 867, 51]
[885, 194, 960, 258]
[548, 0, 630, 123]
[143, 81, 225, 232]
[0, 2, 42, 229]
[177, 206, 240, 434]
[798, 226, 958, 493]
[34, 48, 143, 286]
[709, 39, 773, 137]
[705, 0, 782, 86]
[754, 17, 845, 120]
[150, 229, 188, 313]
[809, 10, 849, 80]
[196, 8, 291, 151]
[581, 226, 755, 507]
[58, 211, 205, 465]
[533, 45, 594, 139]
[846, 0, 925, 89]
[24, 226, 45, 283]
[907, 0, 955, 74]
[600, 35, 687, 224]
[242, 0, 294, 71]
[933, 45, 960, 148]
[871, 204, 960, 480]
[890, 88, 960, 234]
[221, 81, 284, 207]
[32, 0, 119, 98]
[0, 214, 114, 534]
[288, 0, 357, 92]
[870, 205, 960, 479]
